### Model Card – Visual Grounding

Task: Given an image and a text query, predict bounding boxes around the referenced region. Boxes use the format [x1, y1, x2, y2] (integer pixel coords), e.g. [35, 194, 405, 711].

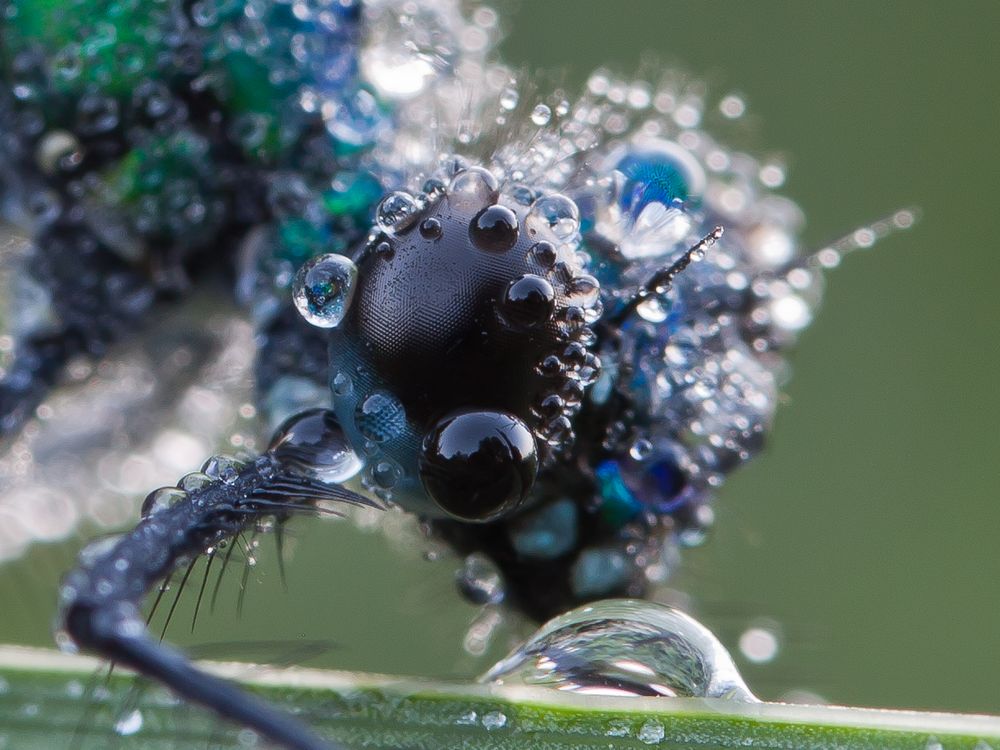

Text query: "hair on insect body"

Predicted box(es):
[0, 0, 916, 747]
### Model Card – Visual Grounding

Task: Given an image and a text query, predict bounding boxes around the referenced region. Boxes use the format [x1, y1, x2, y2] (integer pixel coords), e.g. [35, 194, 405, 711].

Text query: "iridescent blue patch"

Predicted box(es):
[616, 150, 690, 220]
[596, 455, 689, 527]
[614, 140, 705, 221]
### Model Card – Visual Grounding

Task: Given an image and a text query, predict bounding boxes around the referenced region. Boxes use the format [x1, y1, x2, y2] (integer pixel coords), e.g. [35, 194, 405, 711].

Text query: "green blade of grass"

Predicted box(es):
[0, 644, 997, 749]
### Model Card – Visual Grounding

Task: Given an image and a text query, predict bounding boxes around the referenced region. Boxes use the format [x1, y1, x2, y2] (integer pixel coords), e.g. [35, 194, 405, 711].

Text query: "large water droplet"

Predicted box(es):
[292, 254, 358, 329]
[140, 487, 188, 518]
[526, 194, 580, 241]
[482, 600, 757, 701]
[376, 191, 420, 233]
[269, 408, 363, 484]
[448, 167, 499, 209]
[420, 410, 537, 522]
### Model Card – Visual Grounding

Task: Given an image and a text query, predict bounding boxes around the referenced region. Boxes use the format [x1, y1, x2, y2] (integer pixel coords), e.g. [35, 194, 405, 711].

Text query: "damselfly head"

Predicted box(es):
[295, 162, 603, 522]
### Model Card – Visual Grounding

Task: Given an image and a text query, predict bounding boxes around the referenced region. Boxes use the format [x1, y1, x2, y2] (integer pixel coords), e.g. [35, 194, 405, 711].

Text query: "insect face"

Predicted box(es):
[304, 166, 603, 521]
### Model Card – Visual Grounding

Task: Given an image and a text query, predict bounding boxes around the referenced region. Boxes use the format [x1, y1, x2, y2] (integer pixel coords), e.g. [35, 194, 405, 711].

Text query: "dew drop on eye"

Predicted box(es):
[292, 253, 359, 328]
[525, 194, 580, 241]
[375, 190, 420, 233]
[481, 599, 757, 701]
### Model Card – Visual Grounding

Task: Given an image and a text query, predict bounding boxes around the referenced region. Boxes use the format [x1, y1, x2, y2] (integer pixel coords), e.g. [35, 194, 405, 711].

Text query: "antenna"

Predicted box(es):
[805, 208, 918, 270]
[609, 225, 724, 326]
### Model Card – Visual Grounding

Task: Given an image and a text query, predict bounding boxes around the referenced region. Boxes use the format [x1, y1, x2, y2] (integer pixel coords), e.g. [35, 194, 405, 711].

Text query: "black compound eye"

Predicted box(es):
[419, 410, 538, 522]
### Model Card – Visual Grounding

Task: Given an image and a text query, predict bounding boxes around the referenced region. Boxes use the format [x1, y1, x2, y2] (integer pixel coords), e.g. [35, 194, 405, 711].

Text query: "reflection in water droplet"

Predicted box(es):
[448, 167, 499, 209]
[481, 600, 757, 701]
[376, 191, 420, 233]
[530, 241, 558, 268]
[526, 194, 580, 241]
[292, 254, 359, 329]
[500, 87, 519, 111]
[531, 103, 552, 126]
[268, 409, 363, 485]
[470, 205, 519, 253]
[500, 274, 555, 328]
[419, 217, 443, 239]
[201, 455, 245, 484]
[140, 487, 187, 518]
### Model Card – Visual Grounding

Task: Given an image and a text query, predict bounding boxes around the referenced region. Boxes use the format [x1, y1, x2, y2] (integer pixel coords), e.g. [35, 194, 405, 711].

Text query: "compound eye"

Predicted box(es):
[419, 410, 538, 522]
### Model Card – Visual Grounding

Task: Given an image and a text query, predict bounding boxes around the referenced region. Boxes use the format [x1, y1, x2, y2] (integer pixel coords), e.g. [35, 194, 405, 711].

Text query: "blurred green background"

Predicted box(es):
[2, 0, 999, 719]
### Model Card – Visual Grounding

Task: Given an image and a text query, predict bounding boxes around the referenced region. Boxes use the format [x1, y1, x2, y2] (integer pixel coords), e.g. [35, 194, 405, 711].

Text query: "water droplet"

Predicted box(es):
[637, 720, 664, 744]
[500, 274, 555, 328]
[419, 217, 443, 239]
[178, 472, 213, 492]
[355, 391, 406, 443]
[292, 254, 359, 329]
[500, 87, 519, 111]
[201, 455, 245, 484]
[630, 439, 654, 461]
[448, 167, 499, 209]
[456, 553, 505, 605]
[470, 205, 519, 252]
[371, 459, 400, 489]
[376, 191, 420, 233]
[331, 372, 354, 397]
[481, 711, 507, 730]
[114, 709, 143, 736]
[269, 409, 364, 484]
[567, 274, 600, 307]
[637, 298, 668, 323]
[420, 410, 537, 522]
[526, 195, 580, 241]
[482, 600, 757, 701]
[531, 103, 551, 126]
[530, 241, 558, 268]
[140, 487, 188, 518]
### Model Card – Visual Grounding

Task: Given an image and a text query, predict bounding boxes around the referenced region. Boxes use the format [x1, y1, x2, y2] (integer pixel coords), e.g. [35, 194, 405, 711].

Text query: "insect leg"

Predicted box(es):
[59, 449, 377, 750]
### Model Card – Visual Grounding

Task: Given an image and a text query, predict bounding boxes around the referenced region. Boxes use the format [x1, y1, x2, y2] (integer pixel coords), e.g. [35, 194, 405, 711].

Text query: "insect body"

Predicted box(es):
[0, 0, 914, 747]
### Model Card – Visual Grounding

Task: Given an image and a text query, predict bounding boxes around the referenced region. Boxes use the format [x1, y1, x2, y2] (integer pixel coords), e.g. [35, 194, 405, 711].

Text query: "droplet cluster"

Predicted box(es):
[398, 69, 900, 618]
[0, 0, 914, 630]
